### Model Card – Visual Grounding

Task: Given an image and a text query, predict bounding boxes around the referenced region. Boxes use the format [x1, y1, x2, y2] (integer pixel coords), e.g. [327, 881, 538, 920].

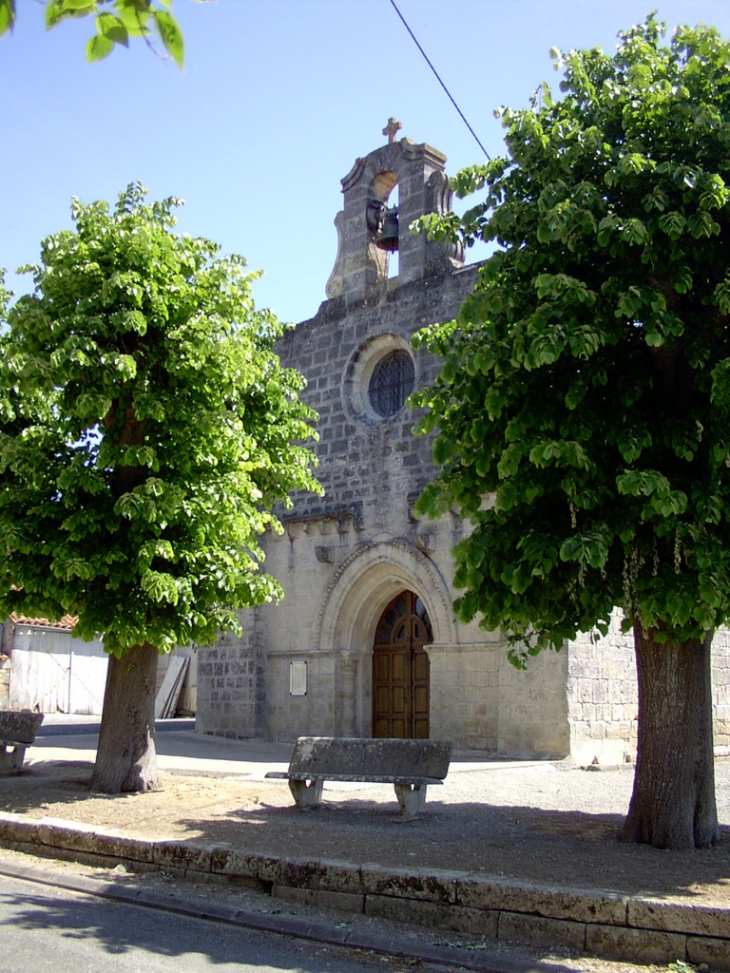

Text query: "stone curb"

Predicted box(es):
[1, 811, 728, 971]
[0, 857, 564, 973]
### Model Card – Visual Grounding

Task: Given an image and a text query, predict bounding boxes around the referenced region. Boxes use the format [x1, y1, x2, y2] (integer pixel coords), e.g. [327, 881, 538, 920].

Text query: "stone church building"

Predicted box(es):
[197, 125, 730, 763]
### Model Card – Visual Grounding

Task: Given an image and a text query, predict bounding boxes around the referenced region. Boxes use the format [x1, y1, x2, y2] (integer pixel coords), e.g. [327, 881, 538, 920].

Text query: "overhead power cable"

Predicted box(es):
[388, 0, 490, 160]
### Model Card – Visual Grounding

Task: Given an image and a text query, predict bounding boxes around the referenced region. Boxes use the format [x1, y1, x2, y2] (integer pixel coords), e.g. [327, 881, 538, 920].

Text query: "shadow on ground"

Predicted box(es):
[2, 762, 729, 904]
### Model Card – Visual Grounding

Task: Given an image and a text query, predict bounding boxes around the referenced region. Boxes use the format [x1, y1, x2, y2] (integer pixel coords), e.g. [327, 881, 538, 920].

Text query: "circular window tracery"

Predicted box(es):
[342, 334, 417, 425]
[368, 349, 415, 418]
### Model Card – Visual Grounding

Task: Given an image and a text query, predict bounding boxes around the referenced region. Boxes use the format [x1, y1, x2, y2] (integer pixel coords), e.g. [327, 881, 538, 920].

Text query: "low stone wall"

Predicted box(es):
[1, 811, 727, 970]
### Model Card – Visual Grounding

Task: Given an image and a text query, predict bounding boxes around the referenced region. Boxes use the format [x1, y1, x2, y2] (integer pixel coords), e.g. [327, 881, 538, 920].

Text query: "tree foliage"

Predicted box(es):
[413, 16, 730, 669]
[0, 0, 186, 66]
[0, 184, 321, 659]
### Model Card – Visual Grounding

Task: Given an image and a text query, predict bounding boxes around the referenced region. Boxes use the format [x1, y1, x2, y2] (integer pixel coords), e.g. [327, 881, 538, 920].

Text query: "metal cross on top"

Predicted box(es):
[383, 117, 402, 144]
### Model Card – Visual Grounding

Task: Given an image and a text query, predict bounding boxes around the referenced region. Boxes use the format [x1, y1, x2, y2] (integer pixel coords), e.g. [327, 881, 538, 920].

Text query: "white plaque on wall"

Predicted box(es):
[289, 660, 307, 696]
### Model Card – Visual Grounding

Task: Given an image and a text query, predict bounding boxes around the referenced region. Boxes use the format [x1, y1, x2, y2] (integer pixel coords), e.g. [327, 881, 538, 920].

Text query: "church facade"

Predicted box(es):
[196, 127, 730, 763]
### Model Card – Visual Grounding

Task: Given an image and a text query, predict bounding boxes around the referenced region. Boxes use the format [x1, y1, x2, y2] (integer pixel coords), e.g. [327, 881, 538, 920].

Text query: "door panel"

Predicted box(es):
[372, 591, 432, 739]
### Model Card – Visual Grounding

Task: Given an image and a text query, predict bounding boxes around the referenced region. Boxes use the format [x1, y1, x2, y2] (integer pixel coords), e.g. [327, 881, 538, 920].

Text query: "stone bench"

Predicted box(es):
[266, 736, 452, 818]
[0, 711, 44, 774]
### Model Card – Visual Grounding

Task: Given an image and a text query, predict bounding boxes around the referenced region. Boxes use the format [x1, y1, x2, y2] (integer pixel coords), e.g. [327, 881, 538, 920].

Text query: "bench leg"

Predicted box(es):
[394, 783, 427, 818]
[0, 745, 27, 775]
[289, 778, 324, 811]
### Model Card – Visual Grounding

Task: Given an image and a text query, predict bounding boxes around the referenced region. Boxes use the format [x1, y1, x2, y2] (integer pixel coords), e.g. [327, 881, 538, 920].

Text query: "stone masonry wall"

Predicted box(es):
[197, 608, 268, 739]
[197, 261, 525, 749]
[497, 648, 571, 758]
[259, 521, 357, 743]
[567, 612, 730, 765]
[711, 627, 730, 751]
[198, 256, 587, 756]
[426, 643, 501, 751]
[276, 265, 481, 529]
[195, 248, 730, 756]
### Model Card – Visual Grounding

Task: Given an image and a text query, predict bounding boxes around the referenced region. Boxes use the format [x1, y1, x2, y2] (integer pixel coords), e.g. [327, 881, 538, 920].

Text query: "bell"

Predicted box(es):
[376, 207, 399, 251]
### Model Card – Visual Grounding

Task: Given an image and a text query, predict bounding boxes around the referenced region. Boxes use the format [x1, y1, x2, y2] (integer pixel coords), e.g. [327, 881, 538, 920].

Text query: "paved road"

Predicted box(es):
[0, 870, 466, 973]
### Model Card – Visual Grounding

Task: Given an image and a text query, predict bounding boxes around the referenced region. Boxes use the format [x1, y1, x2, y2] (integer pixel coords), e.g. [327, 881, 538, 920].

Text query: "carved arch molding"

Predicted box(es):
[316, 539, 456, 652]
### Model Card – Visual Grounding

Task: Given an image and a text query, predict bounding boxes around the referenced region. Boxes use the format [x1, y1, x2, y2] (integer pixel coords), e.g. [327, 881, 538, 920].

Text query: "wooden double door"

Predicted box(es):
[372, 590, 432, 739]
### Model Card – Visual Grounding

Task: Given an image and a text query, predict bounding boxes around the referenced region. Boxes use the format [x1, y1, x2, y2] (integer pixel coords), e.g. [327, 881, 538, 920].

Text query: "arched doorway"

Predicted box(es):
[372, 590, 432, 738]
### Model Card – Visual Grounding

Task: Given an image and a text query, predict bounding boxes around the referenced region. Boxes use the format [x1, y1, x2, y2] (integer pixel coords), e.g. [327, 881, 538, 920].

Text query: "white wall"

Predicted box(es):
[9, 625, 107, 715]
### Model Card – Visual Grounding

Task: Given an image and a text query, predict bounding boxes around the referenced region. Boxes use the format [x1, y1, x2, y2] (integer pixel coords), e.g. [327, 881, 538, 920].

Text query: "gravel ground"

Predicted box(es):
[2, 755, 729, 904]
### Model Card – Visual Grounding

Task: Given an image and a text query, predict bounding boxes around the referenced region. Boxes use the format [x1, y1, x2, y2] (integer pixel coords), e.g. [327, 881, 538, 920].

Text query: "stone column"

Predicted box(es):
[340, 652, 359, 737]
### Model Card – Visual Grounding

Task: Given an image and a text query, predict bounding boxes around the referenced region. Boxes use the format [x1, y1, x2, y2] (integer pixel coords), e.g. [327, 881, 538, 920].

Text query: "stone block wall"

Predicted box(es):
[275, 265, 481, 532]
[197, 261, 527, 750]
[267, 650, 338, 742]
[566, 612, 730, 765]
[197, 615, 268, 739]
[426, 643, 501, 751]
[567, 614, 638, 766]
[710, 627, 730, 751]
[497, 648, 571, 758]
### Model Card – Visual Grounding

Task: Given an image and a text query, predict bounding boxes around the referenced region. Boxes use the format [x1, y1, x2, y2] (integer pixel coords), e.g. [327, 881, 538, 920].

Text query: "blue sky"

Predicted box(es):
[2, 0, 730, 325]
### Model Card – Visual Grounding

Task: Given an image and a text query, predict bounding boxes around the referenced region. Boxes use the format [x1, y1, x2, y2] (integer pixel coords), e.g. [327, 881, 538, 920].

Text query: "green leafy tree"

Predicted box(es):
[0, 185, 321, 793]
[0, 0, 185, 66]
[413, 17, 730, 849]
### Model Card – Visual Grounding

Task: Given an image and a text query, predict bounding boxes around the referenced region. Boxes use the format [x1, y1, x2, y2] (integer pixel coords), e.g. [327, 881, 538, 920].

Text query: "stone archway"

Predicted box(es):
[372, 590, 432, 739]
[317, 539, 455, 653]
[316, 540, 455, 738]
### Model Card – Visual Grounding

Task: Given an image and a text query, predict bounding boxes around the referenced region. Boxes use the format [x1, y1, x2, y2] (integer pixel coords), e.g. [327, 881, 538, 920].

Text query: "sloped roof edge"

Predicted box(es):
[8, 613, 77, 630]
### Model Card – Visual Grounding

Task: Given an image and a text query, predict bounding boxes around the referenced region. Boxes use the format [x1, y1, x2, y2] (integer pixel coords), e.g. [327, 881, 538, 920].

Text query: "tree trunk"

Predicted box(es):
[621, 623, 718, 849]
[90, 642, 160, 794]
